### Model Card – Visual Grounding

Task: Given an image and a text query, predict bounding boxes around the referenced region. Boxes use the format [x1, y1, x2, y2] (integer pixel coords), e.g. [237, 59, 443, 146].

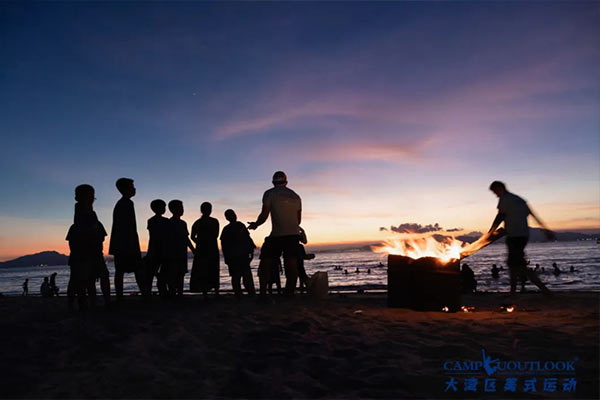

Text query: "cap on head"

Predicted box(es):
[224, 209, 237, 222]
[272, 171, 287, 185]
[75, 184, 94, 202]
[116, 177, 134, 194]
[489, 181, 506, 192]
[201, 202, 212, 215]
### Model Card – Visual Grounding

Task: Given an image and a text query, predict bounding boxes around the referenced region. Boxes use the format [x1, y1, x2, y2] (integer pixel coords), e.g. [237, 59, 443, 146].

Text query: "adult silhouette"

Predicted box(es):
[248, 171, 302, 296]
[488, 181, 553, 296]
[109, 178, 142, 301]
[190, 202, 220, 297]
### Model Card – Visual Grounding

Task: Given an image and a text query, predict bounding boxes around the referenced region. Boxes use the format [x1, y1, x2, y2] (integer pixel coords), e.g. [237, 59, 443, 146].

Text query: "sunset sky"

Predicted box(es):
[1, 2, 599, 260]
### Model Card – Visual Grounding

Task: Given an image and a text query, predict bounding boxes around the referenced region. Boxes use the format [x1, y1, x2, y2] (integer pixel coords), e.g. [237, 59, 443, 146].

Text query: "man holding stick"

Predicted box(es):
[488, 181, 553, 296]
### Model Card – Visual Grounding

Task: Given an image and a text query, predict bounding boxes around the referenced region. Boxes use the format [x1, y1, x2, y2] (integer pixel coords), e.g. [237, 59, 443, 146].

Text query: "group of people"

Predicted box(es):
[65, 171, 312, 310]
[21, 274, 60, 297]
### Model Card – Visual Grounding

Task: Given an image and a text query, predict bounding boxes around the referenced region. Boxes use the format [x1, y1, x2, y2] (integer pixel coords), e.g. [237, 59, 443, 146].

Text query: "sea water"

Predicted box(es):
[1, 241, 598, 296]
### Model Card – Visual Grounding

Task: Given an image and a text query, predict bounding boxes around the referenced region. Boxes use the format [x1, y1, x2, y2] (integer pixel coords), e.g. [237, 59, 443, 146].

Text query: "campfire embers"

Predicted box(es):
[388, 255, 461, 312]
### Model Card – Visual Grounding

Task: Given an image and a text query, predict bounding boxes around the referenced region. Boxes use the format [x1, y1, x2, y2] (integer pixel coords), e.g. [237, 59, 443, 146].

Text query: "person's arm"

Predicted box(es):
[248, 203, 271, 230]
[488, 212, 505, 233]
[297, 209, 302, 226]
[187, 237, 196, 254]
[528, 205, 555, 240]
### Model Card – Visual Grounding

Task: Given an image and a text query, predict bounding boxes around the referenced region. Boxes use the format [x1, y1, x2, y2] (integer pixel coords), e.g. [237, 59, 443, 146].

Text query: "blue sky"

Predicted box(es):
[1, 2, 598, 258]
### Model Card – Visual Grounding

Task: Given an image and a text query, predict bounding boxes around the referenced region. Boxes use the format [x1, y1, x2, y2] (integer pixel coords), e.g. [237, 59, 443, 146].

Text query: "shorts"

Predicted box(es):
[228, 261, 252, 278]
[114, 254, 141, 273]
[506, 236, 528, 271]
[260, 235, 301, 259]
[95, 257, 109, 279]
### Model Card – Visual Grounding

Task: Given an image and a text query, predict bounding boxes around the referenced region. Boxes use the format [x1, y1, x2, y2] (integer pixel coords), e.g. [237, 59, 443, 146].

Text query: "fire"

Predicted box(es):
[372, 235, 465, 263]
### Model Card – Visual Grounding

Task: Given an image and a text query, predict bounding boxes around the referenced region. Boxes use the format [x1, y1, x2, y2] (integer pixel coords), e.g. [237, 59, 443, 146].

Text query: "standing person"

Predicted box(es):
[190, 202, 220, 297]
[248, 171, 302, 296]
[488, 181, 553, 296]
[297, 227, 315, 293]
[220, 209, 256, 298]
[109, 178, 142, 301]
[40, 277, 53, 297]
[49, 272, 59, 296]
[22, 279, 28, 296]
[164, 200, 195, 298]
[66, 184, 111, 310]
[145, 199, 169, 298]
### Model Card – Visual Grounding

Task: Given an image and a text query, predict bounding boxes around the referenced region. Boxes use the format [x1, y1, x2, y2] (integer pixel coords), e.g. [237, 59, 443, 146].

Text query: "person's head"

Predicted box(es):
[168, 200, 184, 217]
[74, 184, 95, 206]
[492, 264, 496, 268]
[224, 209, 237, 222]
[272, 171, 288, 187]
[116, 177, 136, 198]
[201, 202, 212, 216]
[43, 277, 48, 282]
[51, 272, 57, 277]
[489, 181, 507, 198]
[150, 199, 166, 216]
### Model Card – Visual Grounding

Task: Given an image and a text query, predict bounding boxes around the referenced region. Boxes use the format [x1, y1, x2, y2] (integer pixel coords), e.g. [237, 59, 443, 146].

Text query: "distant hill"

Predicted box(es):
[0, 251, 69, 269]
[457, 228, 597, 244]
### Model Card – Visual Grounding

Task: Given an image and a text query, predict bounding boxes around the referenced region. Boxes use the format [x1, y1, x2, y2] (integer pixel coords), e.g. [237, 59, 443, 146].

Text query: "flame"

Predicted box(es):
[372, 235, 465, 263]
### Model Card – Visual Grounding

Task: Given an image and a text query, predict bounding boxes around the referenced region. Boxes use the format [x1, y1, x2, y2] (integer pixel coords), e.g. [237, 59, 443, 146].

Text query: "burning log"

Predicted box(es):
[388, 255, 461, 312]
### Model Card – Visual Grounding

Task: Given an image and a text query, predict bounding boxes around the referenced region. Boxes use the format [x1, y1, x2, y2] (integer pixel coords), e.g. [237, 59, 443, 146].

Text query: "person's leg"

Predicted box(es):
[87, 278, 97, 309]
[259, 258, 272, 296]
[242, 266, 256, 296]
[506, 238, 521, 295]
[114, 270, 124, 301]
[231, 272, 242, 298]
[283, 257, 298, 295]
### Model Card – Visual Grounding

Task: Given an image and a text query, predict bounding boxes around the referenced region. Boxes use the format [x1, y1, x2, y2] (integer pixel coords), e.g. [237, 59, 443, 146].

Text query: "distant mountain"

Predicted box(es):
[457, 228, 597, 244]
[0, 251, 69, 269]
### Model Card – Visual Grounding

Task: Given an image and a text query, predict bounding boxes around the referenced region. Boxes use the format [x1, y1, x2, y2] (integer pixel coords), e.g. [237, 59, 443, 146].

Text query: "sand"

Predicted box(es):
[0, 291, 598, 399]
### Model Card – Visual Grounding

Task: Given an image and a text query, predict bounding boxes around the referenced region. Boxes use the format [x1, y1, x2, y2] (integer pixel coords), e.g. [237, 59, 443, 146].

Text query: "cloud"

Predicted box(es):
[446, 227, 462, 232]
[386, 222, 443, 234]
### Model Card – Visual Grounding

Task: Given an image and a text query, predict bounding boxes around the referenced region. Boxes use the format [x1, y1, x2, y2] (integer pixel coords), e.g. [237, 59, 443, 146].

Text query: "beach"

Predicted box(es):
[0, 291, 598, 399]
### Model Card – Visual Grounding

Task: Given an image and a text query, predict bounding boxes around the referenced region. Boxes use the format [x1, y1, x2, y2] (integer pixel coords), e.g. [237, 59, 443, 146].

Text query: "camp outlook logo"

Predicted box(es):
[442, 349, 578, 393]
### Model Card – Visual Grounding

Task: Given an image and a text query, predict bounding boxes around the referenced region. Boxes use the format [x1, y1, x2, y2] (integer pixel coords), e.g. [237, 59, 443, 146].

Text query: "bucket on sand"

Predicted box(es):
[388, 255, 461, 312]
[307, 271, 328, 299]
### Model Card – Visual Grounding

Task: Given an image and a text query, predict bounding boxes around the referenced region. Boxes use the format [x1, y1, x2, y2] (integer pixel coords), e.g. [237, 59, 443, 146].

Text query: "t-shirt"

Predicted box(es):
[220, 221, 255, 264]
[165, 218, 190, 260]
[262, 185, 302, 237]
[66, 209, 107, 266]
[497, 192, 531, 238]
[147, 215, 169, 259]
[109, 197, 141, 256]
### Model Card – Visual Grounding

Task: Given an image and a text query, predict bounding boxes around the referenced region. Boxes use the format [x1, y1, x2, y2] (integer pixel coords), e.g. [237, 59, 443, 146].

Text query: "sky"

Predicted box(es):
[1, 2, 599, 260]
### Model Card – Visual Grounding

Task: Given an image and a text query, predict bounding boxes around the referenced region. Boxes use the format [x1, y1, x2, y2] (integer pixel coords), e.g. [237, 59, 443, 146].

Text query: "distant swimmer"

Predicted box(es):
[344, 269, 349, 275]
[377, 262, 384, 268]
[367, 268, 371, 274]
[491, 264, 499, 279]
[552, 262, 561, 276]
[534, 264, 540, 272]
[570, 266, 575, 273]
[355, 268, 360, 274]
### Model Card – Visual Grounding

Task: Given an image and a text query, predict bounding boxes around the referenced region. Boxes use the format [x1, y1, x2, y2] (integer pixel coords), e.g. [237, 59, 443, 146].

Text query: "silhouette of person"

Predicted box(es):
[49, 272, 59, 296]
[534, 263, 540, 272]
[164, 200, 195, 298]
[248, 171, 302, 296]
[296, 227, 315, 293]
[355, 268, 360, 274]
[570, 266, 575, 273]
[552, 262, 561, 276]
[344, 269, 349, 275]
[22, 279, 29, 296]
[258, 241, 282, 295]
[491, 264, 500, 279]
[488, 181, 553, 296]
[66, 184, 111, 310]
[145, 199, 169, 298]
[461, 263, 477, 293]
[220, 209, 256, 298]
[109, 178, 142, 301]
[367, 268, 371, 274]
[40, 277, 53, 297]
[190, 202, 220, 297]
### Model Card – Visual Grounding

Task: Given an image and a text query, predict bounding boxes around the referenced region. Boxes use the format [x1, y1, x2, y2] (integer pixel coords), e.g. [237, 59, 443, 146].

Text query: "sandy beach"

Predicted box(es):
[0, 291, 598, 399]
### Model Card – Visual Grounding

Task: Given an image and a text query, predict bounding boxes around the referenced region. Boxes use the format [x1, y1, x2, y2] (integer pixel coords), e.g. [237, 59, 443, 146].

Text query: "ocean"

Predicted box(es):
[1, 241, 598, 296]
